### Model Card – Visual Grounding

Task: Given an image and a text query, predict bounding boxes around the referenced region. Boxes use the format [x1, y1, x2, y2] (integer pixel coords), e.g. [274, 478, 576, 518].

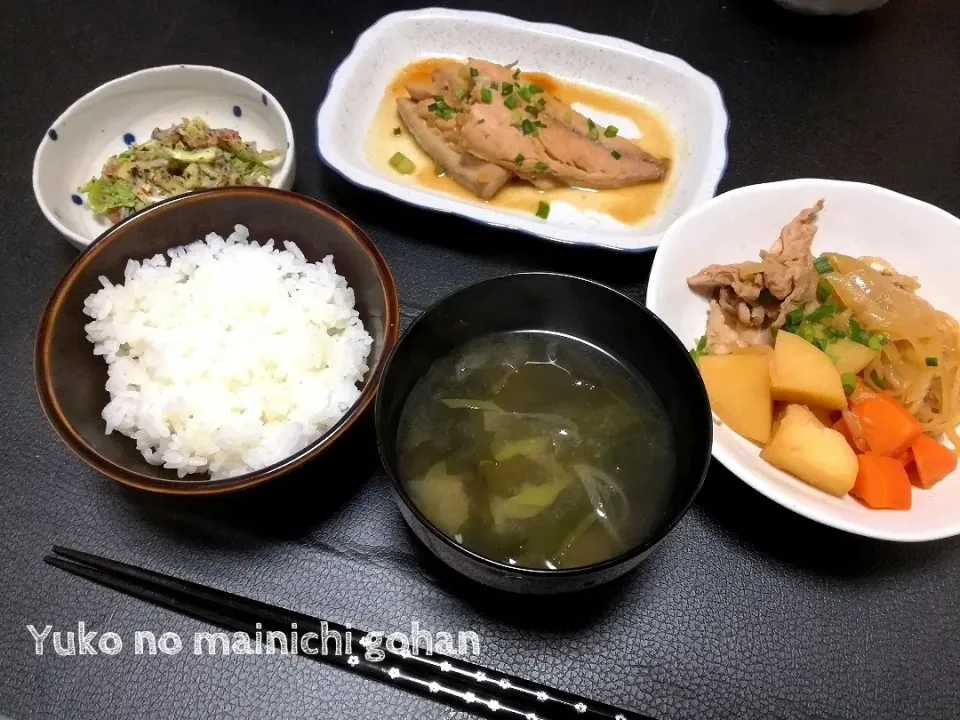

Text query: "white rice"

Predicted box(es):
[83, 224, 374, 479]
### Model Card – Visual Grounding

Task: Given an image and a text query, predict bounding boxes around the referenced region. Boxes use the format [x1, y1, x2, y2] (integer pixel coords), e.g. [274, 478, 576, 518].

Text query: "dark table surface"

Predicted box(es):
[3, 1, 960, 719]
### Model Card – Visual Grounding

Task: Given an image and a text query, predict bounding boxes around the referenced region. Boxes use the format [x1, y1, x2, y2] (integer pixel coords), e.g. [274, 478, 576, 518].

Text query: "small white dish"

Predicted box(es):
[316, 8, 728, 252]
[773, 0, 889, 14]
[33, 65, 296, 250]
[647, 178, 960, 542]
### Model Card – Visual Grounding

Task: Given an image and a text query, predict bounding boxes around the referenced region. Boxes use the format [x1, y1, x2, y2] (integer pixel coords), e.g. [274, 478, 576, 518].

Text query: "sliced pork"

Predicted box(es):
[688, 200, 824, 339]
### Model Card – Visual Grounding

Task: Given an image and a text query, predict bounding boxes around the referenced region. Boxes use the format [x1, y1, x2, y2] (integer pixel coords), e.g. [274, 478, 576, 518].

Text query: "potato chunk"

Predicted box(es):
[407, 461, 471, 536]
[770, 330, 847, 411]
[699, 353, 773, 444]
[760, 404, 858, 496]
[826, 338, 878, 375]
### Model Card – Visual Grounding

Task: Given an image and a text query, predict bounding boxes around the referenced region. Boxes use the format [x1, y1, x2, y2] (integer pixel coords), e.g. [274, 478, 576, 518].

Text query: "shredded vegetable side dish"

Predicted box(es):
[78, 117, 283, 223]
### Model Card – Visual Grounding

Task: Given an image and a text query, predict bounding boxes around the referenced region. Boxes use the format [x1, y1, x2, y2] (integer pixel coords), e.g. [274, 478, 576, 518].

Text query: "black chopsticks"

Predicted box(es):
[45, 546, 654, 720]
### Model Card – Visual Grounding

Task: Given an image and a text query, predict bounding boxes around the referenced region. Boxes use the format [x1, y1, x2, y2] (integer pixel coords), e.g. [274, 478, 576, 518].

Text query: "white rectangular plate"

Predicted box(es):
[316, 8, 728, 252]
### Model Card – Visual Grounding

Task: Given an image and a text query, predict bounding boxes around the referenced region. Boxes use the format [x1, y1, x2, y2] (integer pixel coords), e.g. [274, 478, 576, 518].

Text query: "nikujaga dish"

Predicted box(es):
[687, 201, 959, 510]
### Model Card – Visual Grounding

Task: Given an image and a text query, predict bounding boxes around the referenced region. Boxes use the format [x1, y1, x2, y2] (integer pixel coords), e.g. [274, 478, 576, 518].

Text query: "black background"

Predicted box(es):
[3, 1, 960, 718]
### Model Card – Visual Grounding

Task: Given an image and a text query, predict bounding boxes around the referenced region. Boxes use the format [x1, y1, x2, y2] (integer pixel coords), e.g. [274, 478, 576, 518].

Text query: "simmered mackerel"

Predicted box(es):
[393, 58, 669, 199]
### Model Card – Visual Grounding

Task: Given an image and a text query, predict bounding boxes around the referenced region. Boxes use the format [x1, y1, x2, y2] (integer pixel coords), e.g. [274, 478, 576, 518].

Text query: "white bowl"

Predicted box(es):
[316, 8, 728, 252]
[647, 179, 960, 542]
[773, 0, 890, 14]
[33, 65, 296, 250]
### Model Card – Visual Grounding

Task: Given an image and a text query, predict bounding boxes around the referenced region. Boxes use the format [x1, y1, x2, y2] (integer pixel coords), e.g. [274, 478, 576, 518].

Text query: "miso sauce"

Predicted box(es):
[397, 331, 676, 570]
[366, 57, 675, 226]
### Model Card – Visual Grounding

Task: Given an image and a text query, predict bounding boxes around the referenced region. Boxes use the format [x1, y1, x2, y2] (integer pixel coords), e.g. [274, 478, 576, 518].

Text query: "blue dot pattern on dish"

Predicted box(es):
[123, 132, 136, 145]
[48, 129, 58, 141]
[71, 194, 82, 206]
[261, 93, 267, 106]
[233, 105, 242, 117]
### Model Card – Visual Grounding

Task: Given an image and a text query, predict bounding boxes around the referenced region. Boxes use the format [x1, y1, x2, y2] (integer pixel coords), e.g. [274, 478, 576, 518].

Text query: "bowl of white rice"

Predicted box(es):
[36, 187, 399, 494]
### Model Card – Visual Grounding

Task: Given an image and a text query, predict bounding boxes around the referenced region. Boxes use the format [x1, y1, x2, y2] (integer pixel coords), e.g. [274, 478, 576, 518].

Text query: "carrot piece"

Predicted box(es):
[910, 434, 958, 489]
[905, 462, 924, 489]
[851, 454, 912, 510]
[853, 394, 924, 457]
[894, 448, 913, 467]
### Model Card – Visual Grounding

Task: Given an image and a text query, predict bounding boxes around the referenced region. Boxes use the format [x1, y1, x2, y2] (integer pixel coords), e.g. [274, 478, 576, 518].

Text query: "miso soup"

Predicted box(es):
[397, 331, 676, 570]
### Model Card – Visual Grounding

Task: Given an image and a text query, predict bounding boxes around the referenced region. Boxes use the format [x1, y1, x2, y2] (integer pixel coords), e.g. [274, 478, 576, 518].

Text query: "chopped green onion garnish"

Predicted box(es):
[536, 201, 550, 219]
[528, 83, 544, 94]
[480, 88, 493, 103]
[785, 306, 805, 331]
[388, 151, 415, 175]
[849, 318, 870, 345]
[455, 87, 467, 100]
[816, 278, 833, 303]
[798, 322, 817, 344]
[690, 335, 708, 363]
[434, 95, 444, 101]
[469, 67, 479, 77]
[841, 372, 858, 396]
[489, 82, 499, 90]
[514, 153, 525, 165]
[926, 356, 940, 367]
[504, 94, 519, 109]
[392, 127, 401, 136]
[427, 98, 455, 120]
[824, 327, 846, 341]
[533, 161, 549, 172]
[870, 370, 886, 389]
[534, 120, 547, 128]
[814, 255, 834, 274]
[518, 86, 532, 102]
[604, 125, 619, 138]
[806, 298, 838, 323]
[525, 104, 540, 118]
[501, 82, 513, 96]
[521, 119, 536, 135]
[587, 118, 599, 140]
[812, 337, 828, 352]
[536, 97, 546, 109]
[867, 332, 888, 351]
[611, 150, 622, 160]
[512, 68, 521, 79]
